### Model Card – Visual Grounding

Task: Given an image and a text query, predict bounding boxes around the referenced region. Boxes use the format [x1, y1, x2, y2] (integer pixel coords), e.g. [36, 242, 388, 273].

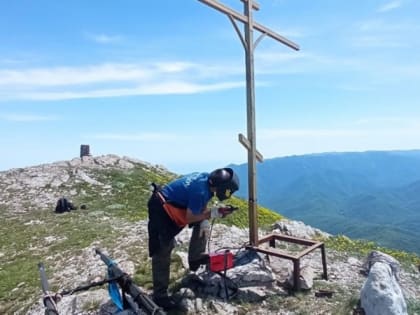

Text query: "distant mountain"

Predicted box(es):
[229, 150, 420, 254]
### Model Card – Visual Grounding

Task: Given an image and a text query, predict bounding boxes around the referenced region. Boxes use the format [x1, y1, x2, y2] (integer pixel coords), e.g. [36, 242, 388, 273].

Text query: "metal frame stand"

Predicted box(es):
[247, 233, 328, 291]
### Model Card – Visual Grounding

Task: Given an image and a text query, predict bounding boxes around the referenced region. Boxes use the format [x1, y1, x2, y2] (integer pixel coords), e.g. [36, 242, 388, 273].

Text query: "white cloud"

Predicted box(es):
[378, 0, 403, 12]
[0, 113, 57, 122]
[357, 19, 415, 33]
[89, 132, 180, 142]
[9, 80, 243, 101]
[85, 33, 122, 44]
[0, 61, 246, 101]
[255, 50, 368, 77]
[257, 51, 303, 63]
[337, 84, 374, 92]
[350, 17, 420, 48]
[0, 58, 26, 65]
[354, 116, 420, 126]
[154, 62, 195, 73]
[282, 28, 305, 39]
[351, 35, 404, 48]
[351, 19, 411, 48]
[0, 40, 418, 101]
[0, 64, 151, 86]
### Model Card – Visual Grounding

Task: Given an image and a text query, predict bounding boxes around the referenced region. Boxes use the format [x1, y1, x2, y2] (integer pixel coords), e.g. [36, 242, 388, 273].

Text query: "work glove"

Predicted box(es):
[199, 219, 210, 238]
[210, 204, 238, 218]
[210, 205, 224, 219]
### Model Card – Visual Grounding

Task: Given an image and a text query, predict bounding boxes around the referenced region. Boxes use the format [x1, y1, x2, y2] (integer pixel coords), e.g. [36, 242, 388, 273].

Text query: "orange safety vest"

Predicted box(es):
[157, 191, 188, 227]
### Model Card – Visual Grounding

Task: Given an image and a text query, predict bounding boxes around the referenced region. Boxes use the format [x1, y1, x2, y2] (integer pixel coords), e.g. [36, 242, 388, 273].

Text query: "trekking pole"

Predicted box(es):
[38, 262, 60, 315]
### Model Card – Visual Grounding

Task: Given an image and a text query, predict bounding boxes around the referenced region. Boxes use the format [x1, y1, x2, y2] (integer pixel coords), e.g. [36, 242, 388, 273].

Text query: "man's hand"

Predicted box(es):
[218, 205, 238, 217]
[210, 206, 223, 219]
[210, 205, 238, 218]
[199, 220, 210, 238]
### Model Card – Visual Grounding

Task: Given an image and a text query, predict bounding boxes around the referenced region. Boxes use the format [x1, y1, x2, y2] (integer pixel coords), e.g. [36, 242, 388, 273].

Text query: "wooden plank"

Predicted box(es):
[238, 133, 264, 162]
[198, 0, 300, 50]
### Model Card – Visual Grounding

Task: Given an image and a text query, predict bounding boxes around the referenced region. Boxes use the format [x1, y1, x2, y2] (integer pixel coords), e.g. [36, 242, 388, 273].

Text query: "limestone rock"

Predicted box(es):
[273, 219, 330, 239]
[287, 265, 315, 290]
[360, 251, 408, 315]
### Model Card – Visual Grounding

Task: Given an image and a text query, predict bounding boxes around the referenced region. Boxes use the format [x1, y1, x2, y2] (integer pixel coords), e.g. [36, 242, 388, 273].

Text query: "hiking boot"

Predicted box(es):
[189, 253, 209, 271]
[152, 295, 178, 311]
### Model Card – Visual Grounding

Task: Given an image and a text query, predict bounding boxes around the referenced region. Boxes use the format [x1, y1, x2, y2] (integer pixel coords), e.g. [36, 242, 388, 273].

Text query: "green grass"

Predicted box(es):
[254, 281, 361, 315]
[0, 207, 121, 314]
[325, 235, 420, 266]
[71, 167, 176, 222]
[220, 197, 283, 229]
[407, 299, 420, 314]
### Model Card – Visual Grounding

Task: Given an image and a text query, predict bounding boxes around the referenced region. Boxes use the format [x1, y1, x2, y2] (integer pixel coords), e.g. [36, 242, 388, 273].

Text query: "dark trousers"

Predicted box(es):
[148, 194, 207, 298]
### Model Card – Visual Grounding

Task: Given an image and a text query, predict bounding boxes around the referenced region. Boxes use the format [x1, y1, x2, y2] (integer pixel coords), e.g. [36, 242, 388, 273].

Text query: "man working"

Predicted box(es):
[147, 167, 240, 310]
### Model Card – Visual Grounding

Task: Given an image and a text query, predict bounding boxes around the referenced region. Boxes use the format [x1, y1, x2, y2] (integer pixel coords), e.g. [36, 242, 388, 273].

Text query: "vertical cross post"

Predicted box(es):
[244, 0, 259, 245]
[197, 0, 299, 245]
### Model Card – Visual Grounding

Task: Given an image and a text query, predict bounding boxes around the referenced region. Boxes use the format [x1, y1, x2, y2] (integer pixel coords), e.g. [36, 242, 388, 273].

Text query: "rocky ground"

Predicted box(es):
[21, 218, 420, 315]
[1, 155, 419, 314]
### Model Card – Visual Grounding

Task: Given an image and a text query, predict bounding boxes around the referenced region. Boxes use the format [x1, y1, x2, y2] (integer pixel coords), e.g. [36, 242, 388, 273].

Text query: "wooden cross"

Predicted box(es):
[198, 0, 299, 245]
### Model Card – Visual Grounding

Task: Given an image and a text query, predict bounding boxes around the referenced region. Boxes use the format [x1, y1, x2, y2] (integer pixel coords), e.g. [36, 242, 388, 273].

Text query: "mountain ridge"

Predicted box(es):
[228, 149, 420, 254]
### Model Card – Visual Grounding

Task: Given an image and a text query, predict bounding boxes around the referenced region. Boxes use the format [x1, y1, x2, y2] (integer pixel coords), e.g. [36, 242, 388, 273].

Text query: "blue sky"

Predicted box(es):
[1, 0, 419, 175]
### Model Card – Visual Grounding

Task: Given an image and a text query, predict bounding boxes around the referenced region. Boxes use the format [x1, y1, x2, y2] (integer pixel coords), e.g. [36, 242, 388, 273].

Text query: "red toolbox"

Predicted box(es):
[209, 250, 234, 272]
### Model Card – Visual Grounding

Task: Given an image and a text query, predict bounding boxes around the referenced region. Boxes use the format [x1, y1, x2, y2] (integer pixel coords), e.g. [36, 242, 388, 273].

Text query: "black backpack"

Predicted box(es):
[55, 197, 70, 213]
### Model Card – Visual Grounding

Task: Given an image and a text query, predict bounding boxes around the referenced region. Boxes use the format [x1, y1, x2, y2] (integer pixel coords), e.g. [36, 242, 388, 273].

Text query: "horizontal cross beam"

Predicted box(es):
[198, 0, 300, 50]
